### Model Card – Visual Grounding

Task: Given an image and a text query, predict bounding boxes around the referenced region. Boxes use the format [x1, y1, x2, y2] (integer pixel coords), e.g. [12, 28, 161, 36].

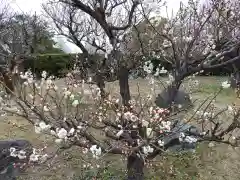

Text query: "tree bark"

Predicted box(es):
[95, 71, 106, 98]
[119, 66, 131, 106]
[165, 79, 182, 107]
[127, 153, 144, 180]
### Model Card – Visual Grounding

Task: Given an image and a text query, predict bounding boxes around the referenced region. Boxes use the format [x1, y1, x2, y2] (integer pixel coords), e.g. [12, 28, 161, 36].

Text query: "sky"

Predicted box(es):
[9, 0, 190, 53]
[10, 0, 190, 16]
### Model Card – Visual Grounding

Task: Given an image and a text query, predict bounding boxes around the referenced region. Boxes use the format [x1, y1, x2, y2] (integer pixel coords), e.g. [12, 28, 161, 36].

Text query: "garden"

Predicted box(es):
[0, 0, 240, 180]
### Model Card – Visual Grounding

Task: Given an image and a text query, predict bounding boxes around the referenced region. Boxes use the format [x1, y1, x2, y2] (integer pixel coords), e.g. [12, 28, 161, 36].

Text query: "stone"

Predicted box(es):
[161, 119, 201, 152]
[0, 140, 32, 180]
[155, 88, 192, 109]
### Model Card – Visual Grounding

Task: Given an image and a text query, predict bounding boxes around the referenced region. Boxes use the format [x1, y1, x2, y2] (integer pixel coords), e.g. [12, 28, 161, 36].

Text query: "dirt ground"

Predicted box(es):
[1, 76, 240, 180]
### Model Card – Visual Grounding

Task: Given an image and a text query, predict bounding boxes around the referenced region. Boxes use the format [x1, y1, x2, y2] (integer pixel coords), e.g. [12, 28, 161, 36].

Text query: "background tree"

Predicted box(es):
[43, 2, 109, 95]
[1, 1, 64, 95]
[5, 13, 63, 55]
[44, 0, 142, 105]
[135, 0, 240, 109]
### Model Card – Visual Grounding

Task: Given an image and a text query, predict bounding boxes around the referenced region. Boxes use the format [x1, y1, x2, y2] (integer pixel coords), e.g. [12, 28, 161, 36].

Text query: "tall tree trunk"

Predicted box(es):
[119, 66, 130, 106]
[95, 71, 106, 98]
[0, 71, 14, 95]
[127, 153, 144, 180]
[165, 79, 182, 106]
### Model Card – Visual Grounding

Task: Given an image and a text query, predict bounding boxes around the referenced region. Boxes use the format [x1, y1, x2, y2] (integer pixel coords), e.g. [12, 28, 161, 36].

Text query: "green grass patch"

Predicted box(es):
[198, 83, 235, 96]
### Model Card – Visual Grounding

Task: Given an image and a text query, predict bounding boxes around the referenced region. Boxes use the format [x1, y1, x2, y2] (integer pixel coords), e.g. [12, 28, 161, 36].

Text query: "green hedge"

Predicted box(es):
[21, 53, 105, 78]
[22, 53, 75, 78]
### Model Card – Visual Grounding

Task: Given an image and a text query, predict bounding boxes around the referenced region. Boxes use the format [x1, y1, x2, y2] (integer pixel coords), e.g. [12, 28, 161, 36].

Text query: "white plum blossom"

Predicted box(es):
[50, 130, 56, 136]
[40, 154, 48, 162]
[147, 94, 152, 100]
[117, 125, 123, 129]
[28, 94, 34, 99]
[82, 148, 88, 154]
[149, 106, 154, 113]
[57, 128, 68, 139]
[132, 125, 138, 128]
[142, 120, 149, 127]
[18, 150, 27, 159]
[23, 81, 28, 86]
[162, 39, 171, 48]
[90, 145, 102, 159]
[43, 106, 49, 112]
[34, 126, 42, 134]
[123, 112, 138, 122]
[46, 79, 53, 87]
[228, 105, 233, 112]
[159, 67, 167, 74]
[177, 104, 183, 109]
[29, 153, 39, 162]
[179, 132, 186, 142]
[64, 90, 71, 98]
[72, 99, 80, 107]
[143, 61, 154, 74]
[20, 73, 27, 79]
[77, 125, 83, 129]
[41, 71, 47, 79]
[160, 121, 171, 132]
[130, 115, 138, 122]
[116, 130, 124, 137]
[200, 131, 207, 136]
[9, 147, 18, 157]
[179, 132, 198, 143]
[183, 36, 193, 42]
[34, 121, 51, 134]
[117, 113, 121, 117]
[149, 77, 155, 85]
[88, 77, 92, 83]
[70, 94, 75, 100]
[154, 67, 160, 76]
[158, 140, 164, 147]
[221, 81, 230, 88]
[196, 110, 202, 116]
[68, 128, 75, 136]
[203, 112, 209, 118]
[39, 121, 51, 131]
[142, 145, 154, 155]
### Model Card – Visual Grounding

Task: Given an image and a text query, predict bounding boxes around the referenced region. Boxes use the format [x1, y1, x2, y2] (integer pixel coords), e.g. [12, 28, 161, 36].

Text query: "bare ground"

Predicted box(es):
[1, 76, 240, 180]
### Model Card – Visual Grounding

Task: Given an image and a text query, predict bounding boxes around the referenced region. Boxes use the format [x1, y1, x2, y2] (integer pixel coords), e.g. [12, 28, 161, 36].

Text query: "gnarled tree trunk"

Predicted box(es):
[0, 68, 14, 95]
[127, 153, 144, 180]
[155, 73, 192, 110]
[95, 71, 106, 98]
[119, 66, 131, 106]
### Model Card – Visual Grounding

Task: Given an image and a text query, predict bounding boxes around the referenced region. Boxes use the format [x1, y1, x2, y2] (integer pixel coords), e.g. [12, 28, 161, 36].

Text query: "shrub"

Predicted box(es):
[22, 53, 75, 78]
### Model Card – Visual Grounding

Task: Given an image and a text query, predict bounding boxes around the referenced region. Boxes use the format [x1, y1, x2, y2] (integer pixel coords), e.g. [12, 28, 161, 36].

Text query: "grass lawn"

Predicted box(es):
[1, 76, 240, 180]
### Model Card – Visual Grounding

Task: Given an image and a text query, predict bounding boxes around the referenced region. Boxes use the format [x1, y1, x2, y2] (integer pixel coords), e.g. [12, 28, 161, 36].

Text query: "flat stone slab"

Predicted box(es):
[0, 140, 32, 180]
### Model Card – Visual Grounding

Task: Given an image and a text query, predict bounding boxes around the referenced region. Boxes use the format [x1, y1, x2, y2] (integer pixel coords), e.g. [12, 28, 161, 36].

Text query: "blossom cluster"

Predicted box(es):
[143, 60, 168, 76]
[9, 146, 48, 164]
[148, 107, 170, 122]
